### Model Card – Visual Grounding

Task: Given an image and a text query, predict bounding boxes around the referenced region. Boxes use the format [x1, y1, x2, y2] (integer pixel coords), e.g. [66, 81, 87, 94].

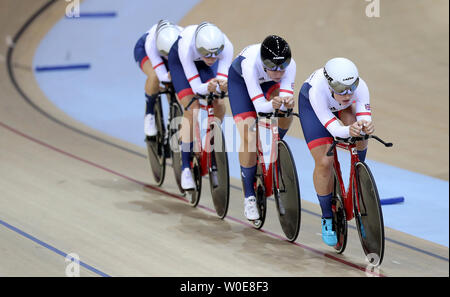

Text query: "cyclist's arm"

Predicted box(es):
[242, 58, 273, 113]
[215, 35, 233, 81]
[310, 87, 350, 138]
[353, 78, 372, 123]
[145, 30, 171, 83]
[277, 59, 297, 111]
[178, 41, 210, 95]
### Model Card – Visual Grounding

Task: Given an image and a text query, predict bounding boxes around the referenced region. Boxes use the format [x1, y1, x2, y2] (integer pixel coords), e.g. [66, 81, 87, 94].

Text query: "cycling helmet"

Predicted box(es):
[194, 22, 225, 57]
[323, 57, 360, 95]
[155, 19, 181, 56]
[260, 35, 292, 71]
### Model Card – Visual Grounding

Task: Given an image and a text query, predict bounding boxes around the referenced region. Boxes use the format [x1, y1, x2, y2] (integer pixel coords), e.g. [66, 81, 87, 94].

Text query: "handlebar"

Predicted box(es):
[185, 92, 227, 110]
[257, 109, 300, 119]
[326, 135, 393, 156]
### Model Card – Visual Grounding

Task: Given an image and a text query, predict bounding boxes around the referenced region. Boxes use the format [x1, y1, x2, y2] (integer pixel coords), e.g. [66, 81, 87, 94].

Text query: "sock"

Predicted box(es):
[145, 93, 158, 115]
[317, 193, 333, 219]
[279, 128, 288, 140]
[181, 142, 193, 170]
[357, 148, 368, 162]
[241, 165, 257, 198]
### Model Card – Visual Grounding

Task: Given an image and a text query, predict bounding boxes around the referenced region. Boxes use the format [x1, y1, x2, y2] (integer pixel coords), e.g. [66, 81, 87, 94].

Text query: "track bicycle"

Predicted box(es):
[145, 82, 184, 193]
[182, 92, 230, 219]
[249, 109, 302, 242]
[328, 135, 393, 266]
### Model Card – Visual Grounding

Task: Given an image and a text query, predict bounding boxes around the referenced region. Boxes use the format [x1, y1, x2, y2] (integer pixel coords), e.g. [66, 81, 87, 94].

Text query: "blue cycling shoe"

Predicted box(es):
[322, 218, 338, 246]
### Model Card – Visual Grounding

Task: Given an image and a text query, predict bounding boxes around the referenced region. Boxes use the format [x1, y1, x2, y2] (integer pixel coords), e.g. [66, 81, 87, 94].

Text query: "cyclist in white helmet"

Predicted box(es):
[298, 57, 374, 247]
[133, 20, 182, 137]
[168, 22, 233, 190]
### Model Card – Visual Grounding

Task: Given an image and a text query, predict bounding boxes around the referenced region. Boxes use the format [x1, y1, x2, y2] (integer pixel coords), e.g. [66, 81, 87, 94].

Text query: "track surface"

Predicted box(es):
[0, 0, 448, 277]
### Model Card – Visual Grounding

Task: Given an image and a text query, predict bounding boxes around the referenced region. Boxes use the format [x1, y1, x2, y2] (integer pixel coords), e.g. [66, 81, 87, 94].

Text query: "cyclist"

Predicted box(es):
[133, 20, 182, 137]
[298, 57, 374, 246]
[228, 35, 296, 221]
[168, 22, 233, 190]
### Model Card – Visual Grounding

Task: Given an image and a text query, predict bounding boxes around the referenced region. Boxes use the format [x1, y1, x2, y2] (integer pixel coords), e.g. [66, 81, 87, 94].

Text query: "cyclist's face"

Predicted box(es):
[333, 92, 354, 105]
[202, 56, 217, 66]
[266, 69, 285, 82]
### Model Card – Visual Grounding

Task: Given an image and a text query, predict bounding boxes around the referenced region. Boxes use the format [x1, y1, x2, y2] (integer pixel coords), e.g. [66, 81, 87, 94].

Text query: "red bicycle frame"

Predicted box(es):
[332, 143, 361, 221]
[255, 118, 280, 198]
[193, 99, 217, 177]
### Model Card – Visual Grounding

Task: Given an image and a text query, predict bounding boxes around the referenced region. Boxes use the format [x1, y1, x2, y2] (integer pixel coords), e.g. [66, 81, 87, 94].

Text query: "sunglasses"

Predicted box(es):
[262, 57, 291, 71]
[330, 77, 359, 95]
[197, 44, 224, 58]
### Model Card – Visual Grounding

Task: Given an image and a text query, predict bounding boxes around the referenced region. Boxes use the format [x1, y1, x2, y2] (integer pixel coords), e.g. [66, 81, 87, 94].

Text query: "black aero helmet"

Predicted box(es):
[260, 35, 291, 71]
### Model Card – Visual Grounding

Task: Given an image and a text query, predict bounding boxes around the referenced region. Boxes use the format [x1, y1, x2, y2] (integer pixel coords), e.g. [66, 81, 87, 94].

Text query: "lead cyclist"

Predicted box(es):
[297, 57, 375, 247]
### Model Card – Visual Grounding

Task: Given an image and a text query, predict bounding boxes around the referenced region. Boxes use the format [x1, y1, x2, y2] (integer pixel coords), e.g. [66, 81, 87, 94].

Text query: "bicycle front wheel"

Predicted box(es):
[272, 140, 301, 242]
[353, 161, 385, 266]
[208, 124, 230, 219]
[146, 97, 166, 186]
[169, 102, 184, 194]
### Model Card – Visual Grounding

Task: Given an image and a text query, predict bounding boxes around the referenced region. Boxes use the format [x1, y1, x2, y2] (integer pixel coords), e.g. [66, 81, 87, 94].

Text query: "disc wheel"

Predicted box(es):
[208, 124, 230, 219]
[169, 102, 184, 194]
[353, 162, 385, 266]
[272, 140, 301, 242]
[145, 97, 166, 186]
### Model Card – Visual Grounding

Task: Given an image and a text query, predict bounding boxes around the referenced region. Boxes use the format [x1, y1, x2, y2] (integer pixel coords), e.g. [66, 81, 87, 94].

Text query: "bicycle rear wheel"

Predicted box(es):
[187, 154, 202, 207]
[169, 103, 184, 194]
[353, 161, 385, 266]
[332, 169, 347, 254]
[145, 97, 166, 186]
[208, 123, 230, 219]
[252, 163, 267, 229]
[272, 140, 301, 242]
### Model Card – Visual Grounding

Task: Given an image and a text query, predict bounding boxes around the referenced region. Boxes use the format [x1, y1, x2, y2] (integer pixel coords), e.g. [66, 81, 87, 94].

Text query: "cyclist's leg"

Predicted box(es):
[298, 83, 336, 245]
[168, 38, 197, 188]
[228, 65, 257, 197]
[338, 105, 368, 161]
[228, 64, 260, 220]
[134, 33, 161, 136]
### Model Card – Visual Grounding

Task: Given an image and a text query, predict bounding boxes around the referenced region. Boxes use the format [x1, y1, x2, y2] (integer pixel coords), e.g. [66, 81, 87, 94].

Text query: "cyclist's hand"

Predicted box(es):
[216, 79, 228, 92]
[349, 120, 365, 137]
[207, 79, 218, 93]
[272, 96, 283, 109]
[362, 120, 375, 135]
[281, 96, 294, 109]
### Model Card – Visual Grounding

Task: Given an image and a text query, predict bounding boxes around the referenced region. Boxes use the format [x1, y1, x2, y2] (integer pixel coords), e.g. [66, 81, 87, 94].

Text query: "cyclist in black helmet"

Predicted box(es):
[227, 35, 297, 221]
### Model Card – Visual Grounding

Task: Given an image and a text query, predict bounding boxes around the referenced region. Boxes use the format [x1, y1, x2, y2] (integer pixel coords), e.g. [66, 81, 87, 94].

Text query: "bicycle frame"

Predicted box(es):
[191, 94, 224, 177]
[332, 142, 361, 221]
[255, 118, 280, 198]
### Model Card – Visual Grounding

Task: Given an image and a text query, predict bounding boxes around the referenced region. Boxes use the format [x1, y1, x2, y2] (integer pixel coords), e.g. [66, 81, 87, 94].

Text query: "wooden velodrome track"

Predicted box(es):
[0, 0, 448, 277]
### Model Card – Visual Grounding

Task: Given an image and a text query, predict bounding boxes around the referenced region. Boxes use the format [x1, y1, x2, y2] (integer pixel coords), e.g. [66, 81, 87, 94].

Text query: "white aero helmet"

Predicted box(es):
[323, 57, 360, 95]
[194, 22, 225, 57]
[155, 20, 181, 57]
